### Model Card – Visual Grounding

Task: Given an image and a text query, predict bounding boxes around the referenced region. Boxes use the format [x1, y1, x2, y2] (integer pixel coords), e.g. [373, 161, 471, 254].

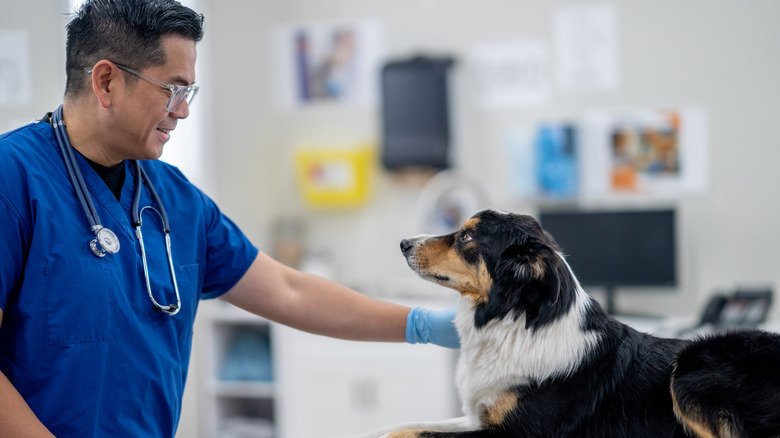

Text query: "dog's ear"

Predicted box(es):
[495, 236, 548, 283]
[482, 236, 578, 330]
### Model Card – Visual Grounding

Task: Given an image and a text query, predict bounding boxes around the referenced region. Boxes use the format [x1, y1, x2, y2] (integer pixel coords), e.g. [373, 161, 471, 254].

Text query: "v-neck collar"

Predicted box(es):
[81, 154, 126, 201]
[69, 148, 137, 242]
[42, 111, 139, 243]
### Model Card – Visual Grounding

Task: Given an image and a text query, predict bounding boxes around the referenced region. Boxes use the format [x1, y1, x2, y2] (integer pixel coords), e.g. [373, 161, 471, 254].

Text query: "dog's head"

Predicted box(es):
[401, 209, 581, 330]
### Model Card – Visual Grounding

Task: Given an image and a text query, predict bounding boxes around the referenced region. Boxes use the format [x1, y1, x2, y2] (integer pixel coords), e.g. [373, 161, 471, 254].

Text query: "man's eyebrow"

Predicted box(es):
[169, 75, 194, 86]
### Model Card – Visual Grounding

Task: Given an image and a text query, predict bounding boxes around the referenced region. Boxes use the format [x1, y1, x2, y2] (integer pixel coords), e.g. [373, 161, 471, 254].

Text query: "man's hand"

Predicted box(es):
[405, 306, 460, 349]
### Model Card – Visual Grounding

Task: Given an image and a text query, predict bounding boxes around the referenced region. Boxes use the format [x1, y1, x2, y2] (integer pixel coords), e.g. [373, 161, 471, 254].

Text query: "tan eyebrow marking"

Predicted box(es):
[463, 217, 480, 230]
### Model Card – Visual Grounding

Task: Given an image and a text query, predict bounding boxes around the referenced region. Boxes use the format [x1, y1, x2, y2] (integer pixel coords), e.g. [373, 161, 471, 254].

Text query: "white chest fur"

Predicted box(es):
[453, 286, 600, 420]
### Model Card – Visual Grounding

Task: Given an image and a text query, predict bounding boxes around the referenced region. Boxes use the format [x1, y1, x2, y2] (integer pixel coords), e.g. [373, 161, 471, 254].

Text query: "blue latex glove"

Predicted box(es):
[405, 306, 460, 349]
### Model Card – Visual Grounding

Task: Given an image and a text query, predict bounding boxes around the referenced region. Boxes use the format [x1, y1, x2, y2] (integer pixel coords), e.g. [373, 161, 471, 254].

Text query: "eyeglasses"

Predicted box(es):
[86, 62, 199, 112]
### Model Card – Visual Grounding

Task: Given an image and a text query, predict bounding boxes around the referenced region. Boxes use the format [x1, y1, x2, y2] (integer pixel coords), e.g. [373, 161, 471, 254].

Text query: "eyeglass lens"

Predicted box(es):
[166, 86, 198, 112]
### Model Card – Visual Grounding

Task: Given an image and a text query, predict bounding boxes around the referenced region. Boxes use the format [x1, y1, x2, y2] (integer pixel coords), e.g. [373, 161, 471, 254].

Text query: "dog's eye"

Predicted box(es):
[461, 232, 473, 243]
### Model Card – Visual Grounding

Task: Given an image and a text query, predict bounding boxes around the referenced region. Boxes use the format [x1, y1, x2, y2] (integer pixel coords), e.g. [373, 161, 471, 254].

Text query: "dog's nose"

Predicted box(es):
[400, 239, 413, 254]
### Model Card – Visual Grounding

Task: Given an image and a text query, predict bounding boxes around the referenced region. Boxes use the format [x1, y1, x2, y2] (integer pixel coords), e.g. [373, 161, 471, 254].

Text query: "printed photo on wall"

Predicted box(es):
[272, 20, 382, 109]
[609, 111, 680, 192]
[581, 107, 708, 198]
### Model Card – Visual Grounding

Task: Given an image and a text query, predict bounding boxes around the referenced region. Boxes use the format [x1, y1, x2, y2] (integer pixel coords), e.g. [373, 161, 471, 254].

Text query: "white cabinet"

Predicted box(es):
[199, 299, 459, 438]
[200, 301, 279, 438]
[274, 326, 459, 438]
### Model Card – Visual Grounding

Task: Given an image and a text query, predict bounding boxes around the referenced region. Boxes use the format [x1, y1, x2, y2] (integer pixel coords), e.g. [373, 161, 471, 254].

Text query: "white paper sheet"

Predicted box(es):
[470, 41, 551, 109]
[553, 3, 620, 93]
[0, 29, 32, 107]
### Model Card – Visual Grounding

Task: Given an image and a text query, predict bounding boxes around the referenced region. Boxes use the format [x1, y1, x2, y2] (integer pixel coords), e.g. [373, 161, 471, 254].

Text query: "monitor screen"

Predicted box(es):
[539, 209, 676, 288]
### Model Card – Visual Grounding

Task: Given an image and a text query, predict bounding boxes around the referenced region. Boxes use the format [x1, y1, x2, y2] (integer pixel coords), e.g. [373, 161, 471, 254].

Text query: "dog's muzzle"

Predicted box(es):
[400, 235, 432, 257]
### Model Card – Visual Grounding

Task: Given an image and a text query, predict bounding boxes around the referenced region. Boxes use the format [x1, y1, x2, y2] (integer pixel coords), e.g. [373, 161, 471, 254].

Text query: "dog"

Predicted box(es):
[354, 209, 780, 438]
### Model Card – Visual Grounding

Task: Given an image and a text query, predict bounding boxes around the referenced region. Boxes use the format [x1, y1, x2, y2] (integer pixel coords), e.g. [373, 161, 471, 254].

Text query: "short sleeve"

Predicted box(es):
[198, 193, 259, 300]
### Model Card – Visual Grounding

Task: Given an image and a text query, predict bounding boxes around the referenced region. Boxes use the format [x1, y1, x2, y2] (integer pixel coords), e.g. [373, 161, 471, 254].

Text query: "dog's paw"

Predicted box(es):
[383, 430, 423, 438]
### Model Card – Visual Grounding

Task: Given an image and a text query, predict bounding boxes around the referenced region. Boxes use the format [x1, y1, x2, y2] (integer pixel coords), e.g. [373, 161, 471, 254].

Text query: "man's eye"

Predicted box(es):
[461, 233, 473, 243]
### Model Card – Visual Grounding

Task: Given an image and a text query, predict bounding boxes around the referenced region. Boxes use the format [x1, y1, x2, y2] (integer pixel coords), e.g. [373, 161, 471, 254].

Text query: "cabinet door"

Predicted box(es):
[275, 326, 458, 438]
[198, 302, 278, 438]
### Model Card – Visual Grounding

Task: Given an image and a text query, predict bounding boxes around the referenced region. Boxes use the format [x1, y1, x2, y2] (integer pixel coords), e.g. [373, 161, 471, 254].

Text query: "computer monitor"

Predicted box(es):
[539, 209, 676, 315]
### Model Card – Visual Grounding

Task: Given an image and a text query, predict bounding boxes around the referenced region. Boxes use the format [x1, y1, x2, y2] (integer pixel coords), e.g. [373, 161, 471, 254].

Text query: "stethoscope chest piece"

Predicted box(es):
[90, 226, 121, 257]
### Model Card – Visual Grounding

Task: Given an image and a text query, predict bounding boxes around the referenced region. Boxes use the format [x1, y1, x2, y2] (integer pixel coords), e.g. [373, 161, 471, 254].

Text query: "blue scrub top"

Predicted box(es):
[0, 120, 259, 436]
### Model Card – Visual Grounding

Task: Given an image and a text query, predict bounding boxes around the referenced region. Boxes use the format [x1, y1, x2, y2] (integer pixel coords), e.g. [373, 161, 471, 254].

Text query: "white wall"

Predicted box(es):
[0, 1, 66, 131]
[5, 1, 777, 319]
[207, 0, 780, 319]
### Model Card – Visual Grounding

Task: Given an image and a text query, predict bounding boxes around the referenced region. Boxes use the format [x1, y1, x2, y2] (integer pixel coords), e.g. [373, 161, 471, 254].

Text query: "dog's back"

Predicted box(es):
[530, 315, 687, 437]
[672, 330, 780, 438]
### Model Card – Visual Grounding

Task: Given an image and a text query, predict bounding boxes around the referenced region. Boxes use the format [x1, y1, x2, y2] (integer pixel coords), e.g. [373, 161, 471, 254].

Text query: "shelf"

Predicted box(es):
[210, 380, 275, 398]
[200, 300, 279, 437]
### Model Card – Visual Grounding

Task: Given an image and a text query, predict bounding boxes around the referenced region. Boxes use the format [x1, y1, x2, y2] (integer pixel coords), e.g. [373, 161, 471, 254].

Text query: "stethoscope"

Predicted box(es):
[51, 105, 181, 315]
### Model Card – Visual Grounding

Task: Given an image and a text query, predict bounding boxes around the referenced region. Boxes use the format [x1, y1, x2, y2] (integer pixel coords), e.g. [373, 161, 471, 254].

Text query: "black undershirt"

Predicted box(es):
[44, 112, 126, 201]
[81, 155, 126, 201]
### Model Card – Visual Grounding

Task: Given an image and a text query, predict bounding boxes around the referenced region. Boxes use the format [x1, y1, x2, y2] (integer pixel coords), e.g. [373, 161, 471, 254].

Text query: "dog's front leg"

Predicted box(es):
[383, 420, 486, 438]
[341, 416, 477, 438]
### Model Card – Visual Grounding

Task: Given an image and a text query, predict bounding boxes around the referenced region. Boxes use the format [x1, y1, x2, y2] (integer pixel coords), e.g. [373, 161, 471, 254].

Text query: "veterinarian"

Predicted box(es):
[0, 1, 458, 436]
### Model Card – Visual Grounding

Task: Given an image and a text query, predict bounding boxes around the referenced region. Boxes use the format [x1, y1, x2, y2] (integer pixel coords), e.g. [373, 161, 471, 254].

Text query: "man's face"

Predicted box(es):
[114, 35, 197, 161]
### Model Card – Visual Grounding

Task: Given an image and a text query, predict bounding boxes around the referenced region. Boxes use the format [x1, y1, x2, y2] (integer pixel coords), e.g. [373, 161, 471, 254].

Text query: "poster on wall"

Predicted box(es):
[0, 29, 32, 108]
[469, 41, 551, 109]
[503, 123, 580, 200]
[536, 123, 579, 198]
[272, 20, 382, 109]
[580, 106, 709, 198]
[553, 3, 620, 93]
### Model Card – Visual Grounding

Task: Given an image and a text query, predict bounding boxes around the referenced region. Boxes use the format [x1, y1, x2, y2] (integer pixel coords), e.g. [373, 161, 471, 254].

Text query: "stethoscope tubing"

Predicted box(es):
[51, 104, 180, 315]
[53, 106, 101, 231]
[132, 160, 181, 315]
[135, 211, 181, 315]
[132, 160, 171, 232]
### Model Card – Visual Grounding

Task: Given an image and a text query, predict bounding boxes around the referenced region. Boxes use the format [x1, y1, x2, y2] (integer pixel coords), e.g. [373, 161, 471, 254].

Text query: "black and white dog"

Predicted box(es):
[354, 210, 780, 438]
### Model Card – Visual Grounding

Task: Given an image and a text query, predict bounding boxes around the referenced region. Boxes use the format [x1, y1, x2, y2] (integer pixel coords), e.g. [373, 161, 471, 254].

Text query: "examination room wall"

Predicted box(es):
[207, 0, 780, 318]
[4, 0, 778, 327]
[2, 1, 780, 437]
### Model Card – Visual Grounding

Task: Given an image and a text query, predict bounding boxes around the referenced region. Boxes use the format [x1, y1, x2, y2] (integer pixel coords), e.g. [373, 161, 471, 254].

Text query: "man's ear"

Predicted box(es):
[89, 60, 121, 109]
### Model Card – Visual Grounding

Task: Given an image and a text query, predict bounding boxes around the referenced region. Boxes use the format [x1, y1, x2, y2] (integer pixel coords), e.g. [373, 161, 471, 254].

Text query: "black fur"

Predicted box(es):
[672, 330, 780, 437]
[471, 210, 578, 331]
[396, 210, 780, 438]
